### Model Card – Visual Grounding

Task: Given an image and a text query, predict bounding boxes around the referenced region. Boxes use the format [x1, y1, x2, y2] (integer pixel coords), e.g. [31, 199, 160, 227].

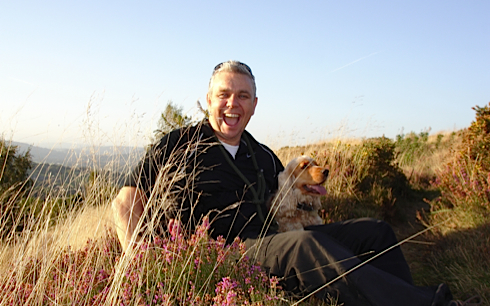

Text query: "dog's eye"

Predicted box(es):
[300, 162, 309, 169]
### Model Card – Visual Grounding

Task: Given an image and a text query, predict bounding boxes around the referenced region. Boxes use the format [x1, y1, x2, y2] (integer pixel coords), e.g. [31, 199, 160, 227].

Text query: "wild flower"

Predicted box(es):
[432, 103, 490, 211]
[432, 157, 490, 210]
[213, 277, 240, 306]
[1, 219, 283, 305]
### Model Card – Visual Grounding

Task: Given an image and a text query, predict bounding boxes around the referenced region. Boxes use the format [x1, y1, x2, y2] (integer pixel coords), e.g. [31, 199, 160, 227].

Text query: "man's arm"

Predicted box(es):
[112, 186, 145, 252]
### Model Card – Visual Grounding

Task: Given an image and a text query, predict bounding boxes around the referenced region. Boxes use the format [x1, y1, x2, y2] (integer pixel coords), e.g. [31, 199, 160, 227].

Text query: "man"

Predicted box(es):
[112, 60, 456, 305]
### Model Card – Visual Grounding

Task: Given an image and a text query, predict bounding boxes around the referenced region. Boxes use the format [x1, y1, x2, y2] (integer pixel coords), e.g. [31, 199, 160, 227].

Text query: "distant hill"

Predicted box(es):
[11, 141, 145, 172]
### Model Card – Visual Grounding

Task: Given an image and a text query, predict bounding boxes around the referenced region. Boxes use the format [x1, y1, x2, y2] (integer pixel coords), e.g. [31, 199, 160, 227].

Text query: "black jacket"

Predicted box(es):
[125, 120, 284, 243]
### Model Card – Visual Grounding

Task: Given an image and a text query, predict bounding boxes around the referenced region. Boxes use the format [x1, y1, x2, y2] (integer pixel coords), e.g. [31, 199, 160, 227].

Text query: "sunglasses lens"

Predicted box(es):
[214, 63, 223, 71]
[239, 62, 253, 75]
[213, 61, 253, 76]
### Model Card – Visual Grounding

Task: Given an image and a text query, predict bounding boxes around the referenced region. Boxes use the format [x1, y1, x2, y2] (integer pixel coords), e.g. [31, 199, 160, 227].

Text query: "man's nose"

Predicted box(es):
[226, 95, 239, 108]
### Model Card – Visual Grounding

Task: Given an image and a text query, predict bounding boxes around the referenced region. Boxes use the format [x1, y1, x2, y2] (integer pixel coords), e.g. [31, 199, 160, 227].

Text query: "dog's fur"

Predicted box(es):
[270, 156, 329, 232]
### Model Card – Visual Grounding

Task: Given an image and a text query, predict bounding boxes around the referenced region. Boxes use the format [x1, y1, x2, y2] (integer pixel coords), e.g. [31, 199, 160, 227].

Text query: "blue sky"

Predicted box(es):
[1, 1, 489, 148]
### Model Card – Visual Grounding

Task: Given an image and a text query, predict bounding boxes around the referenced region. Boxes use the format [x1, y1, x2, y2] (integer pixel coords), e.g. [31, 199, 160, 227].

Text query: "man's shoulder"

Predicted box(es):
[152, 120, 214, 148]
[243, 131, 275, 154]
[243, 130, 284, 171]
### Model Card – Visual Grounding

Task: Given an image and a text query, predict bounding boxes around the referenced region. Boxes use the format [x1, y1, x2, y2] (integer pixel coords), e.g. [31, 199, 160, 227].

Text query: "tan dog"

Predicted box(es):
[270, 156, 328, 232]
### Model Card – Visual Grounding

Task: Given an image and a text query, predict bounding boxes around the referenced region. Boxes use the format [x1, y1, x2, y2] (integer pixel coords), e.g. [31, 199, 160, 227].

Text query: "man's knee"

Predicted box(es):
[371, 219, 398, 243]
[282, 230, 329, 251]
[351, 218, 398, 242]
[282, 230, 359, 268]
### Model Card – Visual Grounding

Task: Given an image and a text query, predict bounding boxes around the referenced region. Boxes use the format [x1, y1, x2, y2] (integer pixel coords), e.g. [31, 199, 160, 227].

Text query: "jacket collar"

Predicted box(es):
[200, 119, 257, 149]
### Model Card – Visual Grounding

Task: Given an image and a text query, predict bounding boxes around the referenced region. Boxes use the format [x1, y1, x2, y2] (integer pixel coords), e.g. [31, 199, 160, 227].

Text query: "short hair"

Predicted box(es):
[208, 60, 256, 98]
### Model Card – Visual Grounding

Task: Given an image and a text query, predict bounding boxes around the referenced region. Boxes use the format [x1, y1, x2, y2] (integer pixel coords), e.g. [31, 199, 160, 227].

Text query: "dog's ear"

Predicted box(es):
[277, 170, 290, 189]
[278, 169, 296, 194]
[285, 157, 300, 174]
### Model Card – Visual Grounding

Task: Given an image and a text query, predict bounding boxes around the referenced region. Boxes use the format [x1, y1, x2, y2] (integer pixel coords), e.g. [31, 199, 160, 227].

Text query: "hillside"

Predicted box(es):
[1, 103, 490, 305]
[12, 141, 145, 171]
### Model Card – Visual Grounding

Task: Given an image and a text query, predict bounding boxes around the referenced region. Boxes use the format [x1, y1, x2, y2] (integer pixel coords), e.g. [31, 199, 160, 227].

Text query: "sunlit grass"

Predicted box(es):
[1, 117, 489, 304]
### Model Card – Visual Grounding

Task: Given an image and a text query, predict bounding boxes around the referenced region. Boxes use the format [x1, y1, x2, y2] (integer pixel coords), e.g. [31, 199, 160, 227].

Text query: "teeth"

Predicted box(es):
[225, 114, 239, 118]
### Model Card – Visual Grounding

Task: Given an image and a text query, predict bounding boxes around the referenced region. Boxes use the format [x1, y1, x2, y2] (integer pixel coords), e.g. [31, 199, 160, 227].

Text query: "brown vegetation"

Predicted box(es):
[1, 103, 490, 304]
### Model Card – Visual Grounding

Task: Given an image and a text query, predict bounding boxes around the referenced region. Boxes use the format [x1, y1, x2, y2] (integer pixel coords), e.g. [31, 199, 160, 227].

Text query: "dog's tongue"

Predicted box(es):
[309, 184, 327, 195]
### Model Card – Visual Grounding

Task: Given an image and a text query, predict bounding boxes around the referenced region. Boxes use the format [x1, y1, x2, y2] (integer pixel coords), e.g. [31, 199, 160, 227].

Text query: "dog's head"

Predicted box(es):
[283, 156, 329, 196]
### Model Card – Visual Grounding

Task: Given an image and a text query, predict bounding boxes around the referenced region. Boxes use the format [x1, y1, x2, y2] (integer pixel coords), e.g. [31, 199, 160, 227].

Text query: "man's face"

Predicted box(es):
[207, 71, 258, 146]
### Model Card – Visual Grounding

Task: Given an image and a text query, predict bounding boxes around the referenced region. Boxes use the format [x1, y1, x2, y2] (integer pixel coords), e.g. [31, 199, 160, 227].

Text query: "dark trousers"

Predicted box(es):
[244, 218, 449, 306]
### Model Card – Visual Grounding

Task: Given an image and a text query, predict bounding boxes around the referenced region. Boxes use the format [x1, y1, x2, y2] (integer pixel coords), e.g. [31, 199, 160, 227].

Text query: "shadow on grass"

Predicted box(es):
[410, 221, 490, 304]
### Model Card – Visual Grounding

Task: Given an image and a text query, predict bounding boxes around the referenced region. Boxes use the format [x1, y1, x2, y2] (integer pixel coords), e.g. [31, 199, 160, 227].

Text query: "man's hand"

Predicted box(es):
[112, 186, 145, 252]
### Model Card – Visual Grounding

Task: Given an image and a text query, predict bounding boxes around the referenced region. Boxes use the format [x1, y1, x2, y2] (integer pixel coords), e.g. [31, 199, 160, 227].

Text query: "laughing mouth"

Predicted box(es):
[223, 113, 240, 126]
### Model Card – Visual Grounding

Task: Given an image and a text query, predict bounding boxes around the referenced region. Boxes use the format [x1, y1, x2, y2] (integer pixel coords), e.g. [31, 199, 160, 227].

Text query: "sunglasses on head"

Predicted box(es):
[213, 61, 253, 76]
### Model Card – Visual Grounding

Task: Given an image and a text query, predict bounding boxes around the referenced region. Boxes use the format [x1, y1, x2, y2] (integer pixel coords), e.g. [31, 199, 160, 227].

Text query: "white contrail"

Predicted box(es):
[330, 51, 381, 73]
[9, 76, 37, 87]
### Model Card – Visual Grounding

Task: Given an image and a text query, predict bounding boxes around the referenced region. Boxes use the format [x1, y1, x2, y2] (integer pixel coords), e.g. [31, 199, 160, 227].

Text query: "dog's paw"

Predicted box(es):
[313, 215, 323, 225]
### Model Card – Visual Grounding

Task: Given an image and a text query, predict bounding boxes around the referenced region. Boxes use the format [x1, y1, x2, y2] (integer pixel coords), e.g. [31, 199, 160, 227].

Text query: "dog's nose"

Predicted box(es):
[322, 169, 329, 178]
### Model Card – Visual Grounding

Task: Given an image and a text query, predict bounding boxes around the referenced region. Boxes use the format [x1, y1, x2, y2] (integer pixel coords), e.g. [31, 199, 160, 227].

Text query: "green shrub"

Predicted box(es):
[0, 140, 33, 237]
[0, 140, 32, 194]
[461, 102, 490, 172]
[311, 137, 410, 221]
[356, 137, 409, 198]
[432, 157, 490, 211]
[395, 131, 431, 167]
[349, 137, 410, 220]
[153, 101, 193, 141]
[421, 103, 490, 304]
[432, 102, 490, 211]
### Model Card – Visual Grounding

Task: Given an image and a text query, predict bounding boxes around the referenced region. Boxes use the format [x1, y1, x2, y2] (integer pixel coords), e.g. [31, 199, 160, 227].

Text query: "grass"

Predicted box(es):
[0, 139, 311, 305]
[277, 131, 489, 304]
[1, 125, 489, 305]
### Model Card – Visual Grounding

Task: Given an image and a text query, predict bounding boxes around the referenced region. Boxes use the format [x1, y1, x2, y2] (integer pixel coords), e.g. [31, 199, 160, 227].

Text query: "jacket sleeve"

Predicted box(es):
[123, 128, 193, 229]
[124, 129, 182, 195]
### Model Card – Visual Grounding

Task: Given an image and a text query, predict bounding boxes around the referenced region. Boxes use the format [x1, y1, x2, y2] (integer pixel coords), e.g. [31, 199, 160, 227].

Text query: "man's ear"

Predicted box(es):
[206, 93, 211, 107]
[252, 96, 258, 115]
